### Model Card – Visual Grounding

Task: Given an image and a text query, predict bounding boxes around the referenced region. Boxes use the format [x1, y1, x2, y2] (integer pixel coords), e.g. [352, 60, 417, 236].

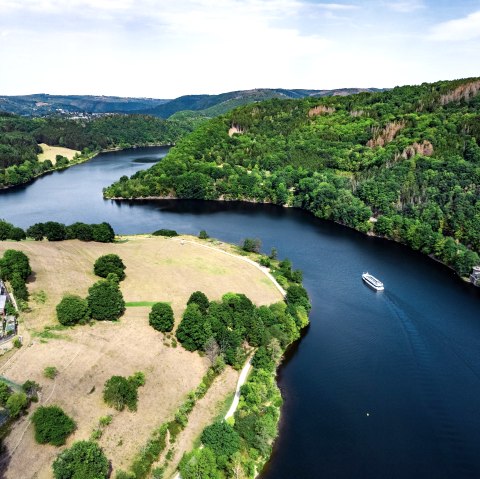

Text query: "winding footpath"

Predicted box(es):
[173, 357, 254, 479]
[172, 237, 285, 478]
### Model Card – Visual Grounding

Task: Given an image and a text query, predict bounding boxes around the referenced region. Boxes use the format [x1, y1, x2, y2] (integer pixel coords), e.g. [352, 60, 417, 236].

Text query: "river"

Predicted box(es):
[2, 147, 480, 479]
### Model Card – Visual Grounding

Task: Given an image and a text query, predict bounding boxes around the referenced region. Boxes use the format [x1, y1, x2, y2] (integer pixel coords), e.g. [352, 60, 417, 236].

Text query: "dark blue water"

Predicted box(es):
[2, 148, 480, 478]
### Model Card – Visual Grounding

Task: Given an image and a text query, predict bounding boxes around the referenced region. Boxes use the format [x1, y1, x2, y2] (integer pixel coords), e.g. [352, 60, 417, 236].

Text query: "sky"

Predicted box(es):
[0, 0, 479, 98]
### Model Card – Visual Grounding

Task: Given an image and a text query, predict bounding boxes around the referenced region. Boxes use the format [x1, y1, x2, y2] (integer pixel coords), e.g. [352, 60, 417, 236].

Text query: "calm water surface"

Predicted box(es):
[2, 147, 480, 478]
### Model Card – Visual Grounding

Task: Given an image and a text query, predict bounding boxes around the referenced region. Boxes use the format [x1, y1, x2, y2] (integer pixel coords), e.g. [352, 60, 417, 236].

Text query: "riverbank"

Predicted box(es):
[106, 194, 479, 288]
[0, 142, 173, 192]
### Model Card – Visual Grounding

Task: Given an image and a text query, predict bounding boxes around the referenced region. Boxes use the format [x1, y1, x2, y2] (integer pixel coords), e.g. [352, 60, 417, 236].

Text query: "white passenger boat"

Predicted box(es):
[362, 272, 384, 291]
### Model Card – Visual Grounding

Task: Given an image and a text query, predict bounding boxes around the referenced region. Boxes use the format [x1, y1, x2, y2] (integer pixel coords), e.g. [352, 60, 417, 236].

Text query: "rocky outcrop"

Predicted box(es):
[228, 124, 245, 137]
[440, 80, 480, 106]
[367, 121, 405, 147]
[308, 105, 335, 117]
[401, 140, 434, 159]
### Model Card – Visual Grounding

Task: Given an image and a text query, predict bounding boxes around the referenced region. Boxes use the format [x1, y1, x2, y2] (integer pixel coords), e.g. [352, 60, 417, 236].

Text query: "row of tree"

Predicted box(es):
[0, 219, 115, 243]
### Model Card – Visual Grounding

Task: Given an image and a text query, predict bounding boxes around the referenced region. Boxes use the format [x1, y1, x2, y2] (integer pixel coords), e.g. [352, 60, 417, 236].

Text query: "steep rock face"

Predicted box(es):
[367, 121, 405, 147]
[440, 80, 480, 105]
[228, 124, 245, 137]
[308, 105, 335, 117]
[401, 140, 434, 159]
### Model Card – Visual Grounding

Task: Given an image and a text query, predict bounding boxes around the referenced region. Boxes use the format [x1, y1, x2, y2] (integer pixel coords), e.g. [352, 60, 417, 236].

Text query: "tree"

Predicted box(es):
[91, 222, 115, 243]
[0, 249, 31, 280]
[9, 227, 26, 241]
[149, 302, 174, 332]
[187, 291, 209, 313]
[52, 440, 109, 479]
[43, 221, 67, 241]
[179, 447, 221, 479]
[32, 406, 76, 446]
[201, 421, 241, 458]
[26, 223, 45, 241]
[94, 254, 126, 280]
[241, 238, 261, 253]
[56, 295, 90, 326]
[103, 375, 138, 411]
[0, 381, 11, 406]
[199, 230, 209, 239]
[66, 222, 93, 241]
[176, 303, 212, 352]
[87, 279, 125, 321]
[286, 284, 311, 311]
[6, 392, 28, 418]
[10, 272, 29, 301]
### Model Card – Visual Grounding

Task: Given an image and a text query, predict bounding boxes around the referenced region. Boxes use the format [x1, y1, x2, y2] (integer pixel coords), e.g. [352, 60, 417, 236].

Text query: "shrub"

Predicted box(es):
[32, 406, 76, 446]
[149, 302, 174, 332]
[87, 279, 125, 321]
[99, 415, 113, 427]
[200, 421, 241, 458]
[52, 440, 109, 479]
[12, 337, 22, 348]
[6, 392, 28, 418]
[152, 229, 178, 237]
[103, 375, 140, 411]
[179, 447, 220, 479]
[94, 254, 126, 280]
[0, 249, 31, 280]
[186, 291, 209, 314]
[10, 273, 28, 301]
[241, 238, 261, 253]
[0, 381, 11, 406]
[198, 230, 209, 239]
[91, 222, 115, 243]
[44, 366, 58, 379]
[56, 295, 90, 326]
[286, 284, 311, 311]
[22, 380, 41, 401]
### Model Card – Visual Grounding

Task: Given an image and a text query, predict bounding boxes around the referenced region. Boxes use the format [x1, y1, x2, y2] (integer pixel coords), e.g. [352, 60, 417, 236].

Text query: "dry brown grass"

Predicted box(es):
[37, 144, 80, 164]
[0, 236, 282, 478]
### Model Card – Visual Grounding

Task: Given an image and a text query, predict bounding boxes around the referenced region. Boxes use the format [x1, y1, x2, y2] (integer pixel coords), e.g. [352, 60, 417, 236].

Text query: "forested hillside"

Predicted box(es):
[0, 113, 192, 188]
[105, 78, 480, 277]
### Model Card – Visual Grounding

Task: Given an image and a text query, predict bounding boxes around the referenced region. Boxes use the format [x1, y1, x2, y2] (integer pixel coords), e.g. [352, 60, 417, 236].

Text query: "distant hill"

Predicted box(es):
[133, 88, 383, 118]
[0, 88, 382, 118]
[0, 94, 169, 116]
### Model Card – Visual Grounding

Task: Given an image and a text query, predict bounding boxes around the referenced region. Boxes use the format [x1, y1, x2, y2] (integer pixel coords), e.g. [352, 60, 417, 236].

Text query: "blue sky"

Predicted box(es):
[0, 0, 479, 98]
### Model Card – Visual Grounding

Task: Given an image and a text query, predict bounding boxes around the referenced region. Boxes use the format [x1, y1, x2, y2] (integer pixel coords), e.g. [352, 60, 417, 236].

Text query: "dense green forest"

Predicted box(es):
[0, 113, 193, 188]
[105, 78, 480, 277]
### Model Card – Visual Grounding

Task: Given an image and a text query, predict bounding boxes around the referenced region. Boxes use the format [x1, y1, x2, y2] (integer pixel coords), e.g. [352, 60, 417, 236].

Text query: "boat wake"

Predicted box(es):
[383, 292, 479, 477]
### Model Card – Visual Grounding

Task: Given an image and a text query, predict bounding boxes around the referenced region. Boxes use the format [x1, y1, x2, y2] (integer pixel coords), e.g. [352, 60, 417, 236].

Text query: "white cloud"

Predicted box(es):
[385, 1, 425, 13]
[428, 10, 480, 42]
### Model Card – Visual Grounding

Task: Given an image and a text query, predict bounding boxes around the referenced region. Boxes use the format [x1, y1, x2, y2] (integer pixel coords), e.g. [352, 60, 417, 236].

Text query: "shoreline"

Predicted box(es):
[0, 142, 173, 192]
[107, 195, 478, 288]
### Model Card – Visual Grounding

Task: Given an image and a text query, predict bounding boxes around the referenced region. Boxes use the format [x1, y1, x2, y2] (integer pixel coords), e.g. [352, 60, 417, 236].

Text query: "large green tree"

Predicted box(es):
[87, 279, 125, 321]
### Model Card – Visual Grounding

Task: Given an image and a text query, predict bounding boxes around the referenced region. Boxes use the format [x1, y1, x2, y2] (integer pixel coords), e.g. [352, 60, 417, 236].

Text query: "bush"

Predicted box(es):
[0, 249, 31, 280]
[186, 291, 209, 314]
[56, 295, 90, 326]
[200, 421, 241, 458]
[103, 375, 140, 411]
[286, 284, 311, 311]
[6, 392, 28, 418]
[32, 406, 76, 446]
[12, 337, 22, 348]
[10, 273, 28, 301]
[91, 222, 115, 243]
[0, 381, 11, 406]
[52, 440, 109, 479]
[44, 366, 58, 379]
[152, 229, 178, 237]
[241, 238, 261, 253]
[198, 230, 209, 239]
[87, 279, 125, 321]
[149, 302, 174, 332]
[22, 380, 41, 401]
[94, 254, 126, 280]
